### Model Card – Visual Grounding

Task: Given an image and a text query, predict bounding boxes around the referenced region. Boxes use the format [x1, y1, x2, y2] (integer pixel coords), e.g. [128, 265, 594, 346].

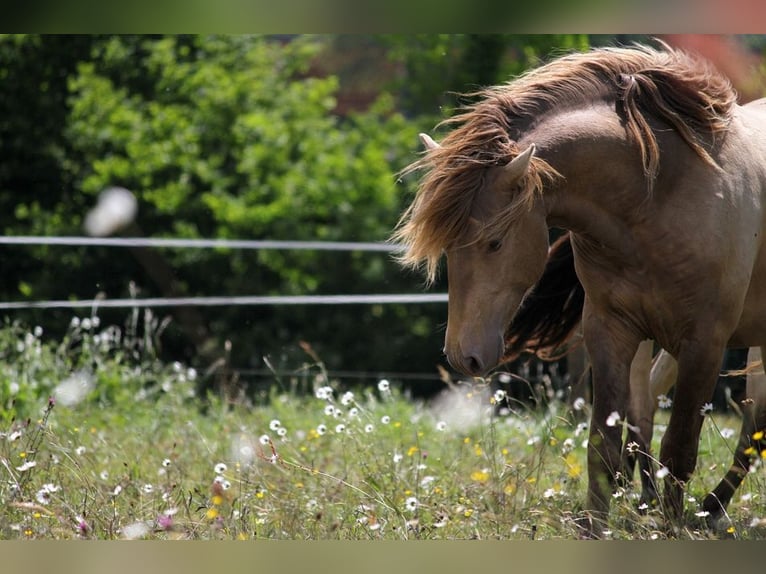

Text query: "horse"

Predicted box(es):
[503, 231, 766, 524]
[393, 42, 766, 537]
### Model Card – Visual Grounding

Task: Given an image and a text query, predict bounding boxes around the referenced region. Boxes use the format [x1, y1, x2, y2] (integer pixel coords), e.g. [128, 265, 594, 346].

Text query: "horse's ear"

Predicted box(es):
[419, 133, 440, 150]
[503, 144, 536, 183]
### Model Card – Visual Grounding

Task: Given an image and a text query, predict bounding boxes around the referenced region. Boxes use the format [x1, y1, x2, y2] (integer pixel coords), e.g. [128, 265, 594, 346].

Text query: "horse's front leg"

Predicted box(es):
[580, 310, 641, 537]
[659, 338, 727, 522]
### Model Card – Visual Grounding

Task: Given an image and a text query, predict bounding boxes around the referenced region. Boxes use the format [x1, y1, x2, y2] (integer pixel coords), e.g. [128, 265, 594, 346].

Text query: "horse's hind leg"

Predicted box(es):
[624, 346, 679, 508]
[702, 345, 766, 519]
[622, 340, 658, 503]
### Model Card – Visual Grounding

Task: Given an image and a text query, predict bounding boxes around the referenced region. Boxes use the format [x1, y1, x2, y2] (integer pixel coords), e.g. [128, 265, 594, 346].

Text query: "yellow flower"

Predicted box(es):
[211, 494, 224, 506]
[727, 526, 736, 534]
[565, 454, 582, 478]
[753, 431, 764, 441]
[470, 470, 490, 482]
[407, 446, 418, 457]
[474, 445, 483, 456]
[237, 533, 248, 540]
[463, 437, 471, 444]
[744, 446, 757, 456]
[206, 508, 219, 520]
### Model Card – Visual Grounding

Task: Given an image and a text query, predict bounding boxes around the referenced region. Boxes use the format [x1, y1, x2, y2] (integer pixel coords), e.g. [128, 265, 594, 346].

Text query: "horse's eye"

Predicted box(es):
[488, 239, 503, 253]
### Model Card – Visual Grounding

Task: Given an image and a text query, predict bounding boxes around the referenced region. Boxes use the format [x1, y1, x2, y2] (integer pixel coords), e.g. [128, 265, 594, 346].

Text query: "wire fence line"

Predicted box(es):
[0, 235, 442, 310]
[0, 293, 449, 311]
[0, 235, 404, 253]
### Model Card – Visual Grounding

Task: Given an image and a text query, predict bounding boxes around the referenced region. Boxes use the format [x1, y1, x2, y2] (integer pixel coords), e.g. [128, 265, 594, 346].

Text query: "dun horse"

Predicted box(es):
[394, 43, 766, 536]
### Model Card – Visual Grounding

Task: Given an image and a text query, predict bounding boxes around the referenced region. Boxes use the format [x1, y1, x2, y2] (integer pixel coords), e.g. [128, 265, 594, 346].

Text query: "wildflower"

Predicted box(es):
[626, 441, 640, 454]
[380, 415, 391, 425]
[16, 461, 37, 472]
[435, 421, 447, 432]
[157, 513, 174, 531]
[700, 403, 713, 416]
[276, 427, 287, 437]
[100, 470, 109, 481]
[378, 379, 390, 392]
[335, 424, 346, 434]
[574, 421, 589, 437]
[492, 389, 506, 404]
[606, 411, 621, 427]
[753, 431, 765, 441]
[53, 371, 95, 408]
[572, 396, 586, 411]
[393, 453, 403, 463]
[721, 428, 736, 440]
[341, 391, 355, 406]
[269, 419, 281, 431]
[561, 438, 576, 454]
[75, 446, 86, 456]
[364, 424, 374, 433]
[121, 521, 150, 540]
[348, 407, 359, 419]
[259, 434, 271, 445]
[142, 484, 154, 494]
[657, 394, 673, 409]
[36, 489, 52, 505]
[112, 485, 123, 496]
[324, 405, 339, 417]
[656, 466, 670, 479]
[162, 458, 172, 467]
[543, 488, 557, 499]
[315, 386, 333, 400]
[316, 424, 327, 436]
[695, 510, 710, 518]
[470, 470, 490, 482]
[498, 373, 512, 384]
[404, 496, 419, 512]
[8, 429, 22, 442]
[76, 516, 89, 536]
[214, 462, 227, 474]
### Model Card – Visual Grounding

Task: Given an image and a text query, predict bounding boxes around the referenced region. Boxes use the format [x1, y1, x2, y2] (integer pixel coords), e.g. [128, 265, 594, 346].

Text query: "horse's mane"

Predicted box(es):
[393, 41, 737, 282]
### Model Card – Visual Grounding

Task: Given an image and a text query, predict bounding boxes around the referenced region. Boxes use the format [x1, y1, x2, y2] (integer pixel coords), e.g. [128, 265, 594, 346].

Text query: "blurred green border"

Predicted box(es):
[6, 0, 759, 33]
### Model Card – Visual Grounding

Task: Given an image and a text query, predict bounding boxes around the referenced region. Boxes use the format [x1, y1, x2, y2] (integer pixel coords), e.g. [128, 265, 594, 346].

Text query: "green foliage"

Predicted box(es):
[0, 34, 603, 391]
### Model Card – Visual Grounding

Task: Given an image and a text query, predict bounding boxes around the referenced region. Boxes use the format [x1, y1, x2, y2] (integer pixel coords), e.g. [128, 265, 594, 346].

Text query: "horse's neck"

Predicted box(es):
[535, 109, 648, 265]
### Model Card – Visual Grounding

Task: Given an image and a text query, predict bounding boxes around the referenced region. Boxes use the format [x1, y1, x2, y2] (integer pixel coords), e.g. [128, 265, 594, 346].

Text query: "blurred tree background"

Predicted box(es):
[2, 34, 761, 398]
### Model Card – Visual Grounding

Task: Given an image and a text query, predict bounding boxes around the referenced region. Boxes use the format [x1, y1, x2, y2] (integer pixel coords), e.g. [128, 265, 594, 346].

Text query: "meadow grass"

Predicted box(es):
[1, 315, 765, 540]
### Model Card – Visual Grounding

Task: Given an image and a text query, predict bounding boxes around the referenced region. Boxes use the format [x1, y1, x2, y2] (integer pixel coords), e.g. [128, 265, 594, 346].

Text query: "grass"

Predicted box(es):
[1, 314, 765, 540]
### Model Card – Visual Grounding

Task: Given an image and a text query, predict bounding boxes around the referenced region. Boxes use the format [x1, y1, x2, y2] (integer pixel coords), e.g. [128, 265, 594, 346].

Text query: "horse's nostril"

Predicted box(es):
[467, 355, 484, 375]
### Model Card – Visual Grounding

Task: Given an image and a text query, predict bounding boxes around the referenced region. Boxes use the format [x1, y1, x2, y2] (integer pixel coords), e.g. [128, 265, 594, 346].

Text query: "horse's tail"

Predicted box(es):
[503, 232, 585, 361]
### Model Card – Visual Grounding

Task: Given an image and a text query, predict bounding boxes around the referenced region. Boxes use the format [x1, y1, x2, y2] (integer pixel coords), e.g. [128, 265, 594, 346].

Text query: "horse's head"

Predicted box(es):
[419, 134, 549, 376]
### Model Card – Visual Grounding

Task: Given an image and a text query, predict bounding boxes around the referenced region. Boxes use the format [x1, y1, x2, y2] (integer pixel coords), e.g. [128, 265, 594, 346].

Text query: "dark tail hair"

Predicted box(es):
[503, 232, 585, 361]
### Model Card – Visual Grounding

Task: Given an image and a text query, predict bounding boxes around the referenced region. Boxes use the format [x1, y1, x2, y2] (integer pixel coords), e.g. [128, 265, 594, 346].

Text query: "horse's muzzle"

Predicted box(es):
[444, 334, 504, 377]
